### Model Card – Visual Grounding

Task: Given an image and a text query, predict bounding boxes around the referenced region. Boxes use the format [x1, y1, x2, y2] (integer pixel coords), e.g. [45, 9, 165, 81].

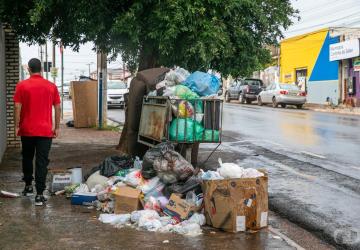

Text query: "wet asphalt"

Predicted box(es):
[197, 102, 360, 249]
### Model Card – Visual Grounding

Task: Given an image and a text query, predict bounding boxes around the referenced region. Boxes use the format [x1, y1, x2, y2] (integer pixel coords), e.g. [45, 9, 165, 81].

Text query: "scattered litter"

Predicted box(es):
[0, 190, 19, 198]
[55, 69, 269, 240]
[272, 235, 282, 240]
[99, 213, 131, 226]
[55, 190, 65, 196]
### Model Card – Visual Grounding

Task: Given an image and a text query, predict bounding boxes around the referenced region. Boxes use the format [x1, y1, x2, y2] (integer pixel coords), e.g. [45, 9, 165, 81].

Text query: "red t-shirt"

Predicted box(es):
[13, 74, 61, 137]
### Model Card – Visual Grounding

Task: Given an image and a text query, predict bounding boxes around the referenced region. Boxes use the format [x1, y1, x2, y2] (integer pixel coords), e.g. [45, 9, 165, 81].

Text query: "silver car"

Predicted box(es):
[257, 83, 306, 109]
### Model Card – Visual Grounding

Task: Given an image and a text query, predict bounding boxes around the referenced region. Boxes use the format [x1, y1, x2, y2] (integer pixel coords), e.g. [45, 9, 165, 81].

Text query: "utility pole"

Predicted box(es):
[52, 40, 56, 84]
[40, 45, 44, 76]
[123, 62, 126, 82]
[86, 62, 93, 77]
[97, 52, 107, 129]
[60, 42, 64, 120]
[45, 41, 48, 80]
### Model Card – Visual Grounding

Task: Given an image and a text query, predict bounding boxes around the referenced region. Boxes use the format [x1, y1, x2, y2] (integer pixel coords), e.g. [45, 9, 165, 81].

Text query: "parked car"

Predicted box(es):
[225, 78, 264, 104]
[57, 82, 71, 97]
[257, 83, 306, 109]
[107, 81, 128, 108]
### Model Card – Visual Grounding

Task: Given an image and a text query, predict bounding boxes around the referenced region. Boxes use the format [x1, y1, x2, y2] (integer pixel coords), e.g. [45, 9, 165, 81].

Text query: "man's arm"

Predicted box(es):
[14, 103, 22, 136]
[53, 104, 61, 138]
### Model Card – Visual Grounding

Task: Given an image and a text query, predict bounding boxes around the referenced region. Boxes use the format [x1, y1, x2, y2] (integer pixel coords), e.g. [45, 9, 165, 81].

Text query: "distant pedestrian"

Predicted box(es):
[13, 58, 61, 206]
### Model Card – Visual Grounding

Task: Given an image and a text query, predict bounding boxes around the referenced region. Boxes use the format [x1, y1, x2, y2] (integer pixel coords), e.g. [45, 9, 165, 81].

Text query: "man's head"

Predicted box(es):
[28, 58, 42, 75]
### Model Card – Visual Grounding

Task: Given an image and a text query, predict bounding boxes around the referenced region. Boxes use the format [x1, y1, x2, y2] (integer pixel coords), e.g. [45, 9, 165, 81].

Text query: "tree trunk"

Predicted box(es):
[117, 43, 160, 154]
[116, 95, 129, 154]
[138, 43, 160, 71]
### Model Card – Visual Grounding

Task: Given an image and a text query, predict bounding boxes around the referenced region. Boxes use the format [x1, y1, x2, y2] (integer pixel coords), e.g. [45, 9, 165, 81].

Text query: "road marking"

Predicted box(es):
[301, 151, 326, 159]
[268, 226, 306, 250]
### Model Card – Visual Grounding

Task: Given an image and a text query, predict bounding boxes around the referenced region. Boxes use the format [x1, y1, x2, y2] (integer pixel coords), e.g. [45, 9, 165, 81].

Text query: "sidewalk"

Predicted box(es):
[0, 123, 327, 250]
[305, 103, 360, 116]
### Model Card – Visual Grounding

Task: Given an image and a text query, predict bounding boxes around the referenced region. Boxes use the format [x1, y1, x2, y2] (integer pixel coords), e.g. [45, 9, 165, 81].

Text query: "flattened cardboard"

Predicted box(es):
[113, 186, 142, 214]
[202, 170, 268, 233]
[163, 194, 199, 221]
[71, 81, 98, 128]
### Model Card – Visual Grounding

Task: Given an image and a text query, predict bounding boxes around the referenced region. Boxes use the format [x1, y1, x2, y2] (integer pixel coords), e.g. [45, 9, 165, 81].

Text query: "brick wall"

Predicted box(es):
[4, 25, 20, 148]
[0, 24, 6, 161]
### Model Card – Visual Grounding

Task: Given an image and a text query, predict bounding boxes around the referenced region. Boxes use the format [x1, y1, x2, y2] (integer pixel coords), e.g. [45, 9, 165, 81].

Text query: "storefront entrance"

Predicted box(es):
[296, 68, 307, 92]
[348, 59, 360, 105]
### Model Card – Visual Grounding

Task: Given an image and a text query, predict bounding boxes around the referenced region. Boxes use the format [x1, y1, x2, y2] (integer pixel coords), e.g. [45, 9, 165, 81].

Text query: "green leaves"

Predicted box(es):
[0, 0, 297, 77]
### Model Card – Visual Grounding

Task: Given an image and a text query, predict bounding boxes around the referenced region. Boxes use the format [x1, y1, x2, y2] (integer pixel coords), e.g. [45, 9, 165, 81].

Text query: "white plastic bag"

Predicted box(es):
[188, 213, 206, 226]
[137, 209, 162, 231]
[138, 217, 163, 232]
[139, 176, 164, 194]
[123, 170, 142, 187]
[217, 158, 244, 178]
[99, 213, 130, 226]
[201, 170, 224, 180]
[242, 168, 264, 178]
[130, 210, 159, 224]
[172, 223, 202, 236]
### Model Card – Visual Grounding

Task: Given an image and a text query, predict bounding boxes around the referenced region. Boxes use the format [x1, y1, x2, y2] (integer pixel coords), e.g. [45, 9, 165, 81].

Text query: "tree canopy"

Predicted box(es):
[0, 0, 297, 77]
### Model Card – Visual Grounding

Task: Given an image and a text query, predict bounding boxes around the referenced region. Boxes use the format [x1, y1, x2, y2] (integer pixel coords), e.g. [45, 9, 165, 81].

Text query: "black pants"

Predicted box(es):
[21, 136, 52, 194]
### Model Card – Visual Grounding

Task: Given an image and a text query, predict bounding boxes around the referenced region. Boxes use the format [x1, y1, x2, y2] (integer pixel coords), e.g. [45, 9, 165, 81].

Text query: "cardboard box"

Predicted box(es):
[202, 170, 268, 233]
[114, 186, 142, 214]
[71, 80, 98, 128]
[163, 194, 200, 222]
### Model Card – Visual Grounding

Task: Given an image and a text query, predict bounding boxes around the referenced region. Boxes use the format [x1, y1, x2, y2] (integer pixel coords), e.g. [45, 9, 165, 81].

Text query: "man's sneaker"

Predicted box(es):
[35, 195, 47, 206]
[22, 185, 33, 196]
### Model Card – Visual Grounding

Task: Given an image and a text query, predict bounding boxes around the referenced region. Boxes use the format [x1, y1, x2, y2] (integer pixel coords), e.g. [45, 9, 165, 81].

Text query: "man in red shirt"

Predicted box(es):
[13, 58, 61, 206]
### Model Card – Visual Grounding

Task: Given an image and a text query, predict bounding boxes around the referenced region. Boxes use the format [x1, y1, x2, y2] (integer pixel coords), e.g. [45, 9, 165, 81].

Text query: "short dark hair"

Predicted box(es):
[28, 58, 42, 73]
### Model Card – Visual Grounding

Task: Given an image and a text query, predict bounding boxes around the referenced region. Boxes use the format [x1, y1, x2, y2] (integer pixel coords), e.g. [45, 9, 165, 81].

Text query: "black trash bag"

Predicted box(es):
[142, 142, 175, 180]
[99, 155, 133, 177]
[66, 120, 74, 127]
[163, 175, 202, 198]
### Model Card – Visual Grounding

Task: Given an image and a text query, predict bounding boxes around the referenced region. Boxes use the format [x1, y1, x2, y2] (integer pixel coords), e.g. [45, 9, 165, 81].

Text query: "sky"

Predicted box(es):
[20, 0, 360, 83]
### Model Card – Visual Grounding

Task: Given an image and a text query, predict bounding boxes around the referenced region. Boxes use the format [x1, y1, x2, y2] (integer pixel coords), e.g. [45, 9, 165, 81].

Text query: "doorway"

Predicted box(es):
[296, 68, 307, 93]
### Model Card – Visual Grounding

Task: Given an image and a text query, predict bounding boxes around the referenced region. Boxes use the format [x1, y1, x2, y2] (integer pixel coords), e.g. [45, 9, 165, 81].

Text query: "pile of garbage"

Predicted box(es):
[53, 142, 267, 236]
[149, 68, 222, 143]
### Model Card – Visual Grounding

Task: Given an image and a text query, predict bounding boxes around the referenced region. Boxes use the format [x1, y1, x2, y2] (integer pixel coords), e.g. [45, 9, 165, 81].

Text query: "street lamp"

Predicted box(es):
[86, 62, 95, 77]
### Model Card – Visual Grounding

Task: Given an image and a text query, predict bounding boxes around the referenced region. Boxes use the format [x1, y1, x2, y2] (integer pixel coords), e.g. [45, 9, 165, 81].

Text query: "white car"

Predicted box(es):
[107, 81, 128, 108]
[257, 83, 306, 109]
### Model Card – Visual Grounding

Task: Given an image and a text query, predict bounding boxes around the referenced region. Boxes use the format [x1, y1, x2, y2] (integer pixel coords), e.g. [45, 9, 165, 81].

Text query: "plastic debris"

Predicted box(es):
[217, 158, 244, 178]
[74, 183, 89, 193]
[162, 240, 170, 244]
[242, 168, 264, 178]
[130, 210, 160, 224]
[86, 171, 109, 190]
[172, 222, 202, 236]
[99, 213, 131, 226]
[201, 170, 223, 180]
[123, 170, 142, 187]
[188, 213, 206, 226]
[182, 71, 220, 96]
[0, 190, 19, 198]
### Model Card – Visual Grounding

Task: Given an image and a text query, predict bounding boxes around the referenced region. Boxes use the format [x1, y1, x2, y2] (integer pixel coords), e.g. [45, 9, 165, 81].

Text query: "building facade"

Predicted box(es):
[329, 28, 360, 107]
[280, 28, 340, 104]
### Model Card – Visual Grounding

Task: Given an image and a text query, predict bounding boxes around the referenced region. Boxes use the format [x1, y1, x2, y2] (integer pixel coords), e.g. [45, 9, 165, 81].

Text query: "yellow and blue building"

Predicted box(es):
[280, 28, 340, 104]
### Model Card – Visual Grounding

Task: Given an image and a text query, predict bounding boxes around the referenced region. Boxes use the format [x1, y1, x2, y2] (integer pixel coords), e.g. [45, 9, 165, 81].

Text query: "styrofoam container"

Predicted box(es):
[71, 192, 97, 205]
